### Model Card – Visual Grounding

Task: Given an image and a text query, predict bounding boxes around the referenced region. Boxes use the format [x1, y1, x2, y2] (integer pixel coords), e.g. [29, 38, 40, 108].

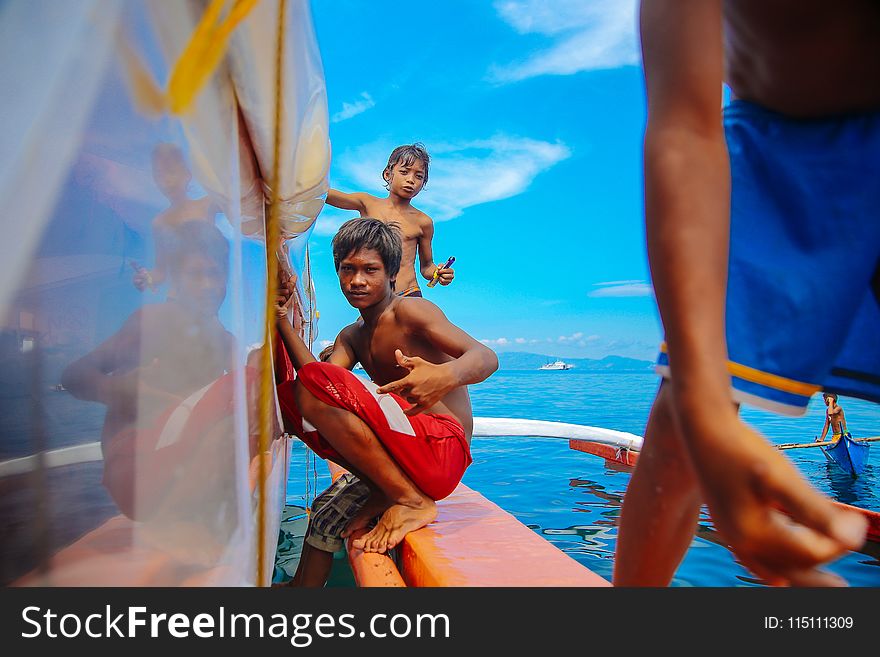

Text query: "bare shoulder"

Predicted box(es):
[394, 296, 445, 328]
[359, 193, 387, 214]
[406, 206, 433, 237]
[194, 196, 215, 215]
[337, 321, 362, 343]
[152, 208, 173, 229]
[412, 205, 433, 226]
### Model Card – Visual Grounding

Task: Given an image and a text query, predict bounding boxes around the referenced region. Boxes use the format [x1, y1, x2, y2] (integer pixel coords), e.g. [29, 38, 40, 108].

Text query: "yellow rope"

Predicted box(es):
[167, 0, 259, 114]
[256, 0, 286, 588]
[117, 0, 258, 116]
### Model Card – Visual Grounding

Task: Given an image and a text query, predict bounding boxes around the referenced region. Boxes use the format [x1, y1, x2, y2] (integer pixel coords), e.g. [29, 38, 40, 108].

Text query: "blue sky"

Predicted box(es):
[307, 0, 661, 360]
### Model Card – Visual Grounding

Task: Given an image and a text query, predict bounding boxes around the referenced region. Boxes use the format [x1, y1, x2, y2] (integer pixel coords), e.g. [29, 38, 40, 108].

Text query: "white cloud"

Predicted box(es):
[588, 280, 653, 298]
[312, 206, 351, 236]
[319, 340, 333, 348]
[480, 337, 510, 346]
[557, 332, 584, 343]
[331, 92, 376, 123]
[515, 337, 527, 344]
[491, 0, 639, 83]
[337, 135, 570, 220]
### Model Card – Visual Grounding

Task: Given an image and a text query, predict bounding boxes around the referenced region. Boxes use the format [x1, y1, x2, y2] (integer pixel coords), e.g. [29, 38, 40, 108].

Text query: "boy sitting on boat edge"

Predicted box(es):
[275, 217, 497, 586]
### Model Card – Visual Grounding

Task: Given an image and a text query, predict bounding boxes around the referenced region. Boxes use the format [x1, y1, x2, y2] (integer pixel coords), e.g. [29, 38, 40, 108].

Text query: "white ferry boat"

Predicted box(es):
[539, 359, 574, 370]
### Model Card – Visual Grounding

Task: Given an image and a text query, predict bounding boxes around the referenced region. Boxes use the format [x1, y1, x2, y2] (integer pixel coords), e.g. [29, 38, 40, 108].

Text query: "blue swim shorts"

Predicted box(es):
[657, 99, 880, 415]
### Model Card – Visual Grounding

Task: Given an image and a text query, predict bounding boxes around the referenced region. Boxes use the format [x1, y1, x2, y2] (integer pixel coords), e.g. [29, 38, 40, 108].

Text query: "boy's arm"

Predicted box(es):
[274, 285, 357, 371]
[417, 218, 454, 285]
[276, 318, 316, 370]
[61, 310, 177, 412]
[375, 301, 497, 414]
[61, 312, 142, 402]
[417, 219, 438, 280]
[641, 0, 864, 585]
[818, 416, 830, 442]
[150, 221, 171, 286]
[327, 328, 358, 370]
[326, 189, 369, 213]
[642, 0, 731, 422]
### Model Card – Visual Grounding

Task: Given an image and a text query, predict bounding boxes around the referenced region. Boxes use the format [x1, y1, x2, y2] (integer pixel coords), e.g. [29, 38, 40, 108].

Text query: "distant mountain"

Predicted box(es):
[497, 352, 655, 372]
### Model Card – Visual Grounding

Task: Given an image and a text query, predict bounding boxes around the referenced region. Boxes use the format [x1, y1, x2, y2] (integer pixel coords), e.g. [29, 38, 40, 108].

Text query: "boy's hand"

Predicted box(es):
[274, 273, 299, 321]
[375, 349, 457, 415]
[132, 268, 155, 292]
[686, 414, 867, 586]
[436, 266, 454, 286]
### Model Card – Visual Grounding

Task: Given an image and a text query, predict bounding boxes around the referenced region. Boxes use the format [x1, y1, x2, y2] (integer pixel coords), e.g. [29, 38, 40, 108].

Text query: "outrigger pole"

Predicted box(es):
[776, 436, 880, 451]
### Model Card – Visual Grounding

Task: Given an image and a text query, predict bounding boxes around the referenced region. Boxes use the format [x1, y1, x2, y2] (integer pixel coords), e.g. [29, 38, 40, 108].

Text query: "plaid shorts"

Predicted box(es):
[305, 473, 372, 552]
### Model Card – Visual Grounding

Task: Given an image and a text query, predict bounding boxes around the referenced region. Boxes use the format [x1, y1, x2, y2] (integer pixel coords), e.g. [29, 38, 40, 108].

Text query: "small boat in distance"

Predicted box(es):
[821, 432, 870, 477]
[539, 359, 573, 371]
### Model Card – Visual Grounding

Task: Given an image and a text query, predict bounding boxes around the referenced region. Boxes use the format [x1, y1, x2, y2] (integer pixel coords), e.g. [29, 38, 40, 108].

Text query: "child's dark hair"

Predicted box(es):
[167, 220, 229, 278]
[383, 143, 430, 190]
[332, 218, 402, 287]
[823, 392, 839, 402]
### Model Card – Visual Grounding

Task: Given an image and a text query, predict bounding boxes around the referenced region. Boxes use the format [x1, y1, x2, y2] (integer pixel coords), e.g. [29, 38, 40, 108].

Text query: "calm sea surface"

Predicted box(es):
[288, 370, 880, 586]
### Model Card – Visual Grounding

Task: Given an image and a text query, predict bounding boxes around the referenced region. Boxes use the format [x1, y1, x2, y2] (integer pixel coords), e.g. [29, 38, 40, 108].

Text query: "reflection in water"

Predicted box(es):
[825, 463, 875, 505]
[459, 374, 880, 585]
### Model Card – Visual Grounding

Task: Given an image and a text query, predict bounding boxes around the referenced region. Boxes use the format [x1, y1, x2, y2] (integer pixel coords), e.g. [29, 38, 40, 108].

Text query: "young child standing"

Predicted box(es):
[133, 143, 217, 293]
[326, 143, 454, 297]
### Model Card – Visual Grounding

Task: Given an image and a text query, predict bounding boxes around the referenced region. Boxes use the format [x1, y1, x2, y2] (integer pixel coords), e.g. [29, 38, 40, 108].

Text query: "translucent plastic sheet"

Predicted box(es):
[0, 0, 329, 586]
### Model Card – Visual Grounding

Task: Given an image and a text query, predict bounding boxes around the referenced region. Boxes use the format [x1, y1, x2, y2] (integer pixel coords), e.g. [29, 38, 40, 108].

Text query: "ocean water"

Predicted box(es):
[288, 370, 880, 587]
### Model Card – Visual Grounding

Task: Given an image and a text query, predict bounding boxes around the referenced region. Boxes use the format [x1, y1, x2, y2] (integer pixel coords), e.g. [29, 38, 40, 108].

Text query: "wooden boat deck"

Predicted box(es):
[331, 464, 609, 587]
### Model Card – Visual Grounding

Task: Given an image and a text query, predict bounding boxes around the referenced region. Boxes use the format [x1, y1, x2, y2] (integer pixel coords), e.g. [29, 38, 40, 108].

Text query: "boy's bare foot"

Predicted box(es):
[351, 498, 437, 553]
[342, 491, 389, 539]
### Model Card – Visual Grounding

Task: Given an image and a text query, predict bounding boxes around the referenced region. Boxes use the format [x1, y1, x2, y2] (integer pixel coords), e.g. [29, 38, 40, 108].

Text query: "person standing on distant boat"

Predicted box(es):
[615, 0, 875, 588]
[817, 393, 848, 443]
[274, 217, 497, 586]
[325, 143, 454, 298]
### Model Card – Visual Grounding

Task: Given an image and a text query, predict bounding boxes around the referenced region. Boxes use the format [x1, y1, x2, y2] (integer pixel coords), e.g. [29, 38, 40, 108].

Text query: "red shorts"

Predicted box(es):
[277, 361, 471, 501]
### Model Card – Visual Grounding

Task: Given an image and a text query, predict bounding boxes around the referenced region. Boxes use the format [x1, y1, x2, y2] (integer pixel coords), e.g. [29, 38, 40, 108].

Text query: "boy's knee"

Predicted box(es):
[294, 379, 324, 420]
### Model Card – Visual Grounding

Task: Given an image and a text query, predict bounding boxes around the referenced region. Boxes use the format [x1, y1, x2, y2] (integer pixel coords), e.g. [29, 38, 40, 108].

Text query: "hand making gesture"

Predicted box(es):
[376, 349, 457, 415]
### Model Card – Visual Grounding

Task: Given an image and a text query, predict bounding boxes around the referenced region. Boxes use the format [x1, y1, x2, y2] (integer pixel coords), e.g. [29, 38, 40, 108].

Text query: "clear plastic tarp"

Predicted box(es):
[0, 0, 329, 586]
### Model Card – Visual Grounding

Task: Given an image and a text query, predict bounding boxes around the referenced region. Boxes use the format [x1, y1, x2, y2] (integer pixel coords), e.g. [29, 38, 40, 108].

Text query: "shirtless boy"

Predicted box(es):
[615, 0, 876, 587]
[275, 217, 496, 585]
[133, 143, 217, 292]
[326, 143, 453, 297]
[818, 393, 848, 443]
[63, 221, 235, 519]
